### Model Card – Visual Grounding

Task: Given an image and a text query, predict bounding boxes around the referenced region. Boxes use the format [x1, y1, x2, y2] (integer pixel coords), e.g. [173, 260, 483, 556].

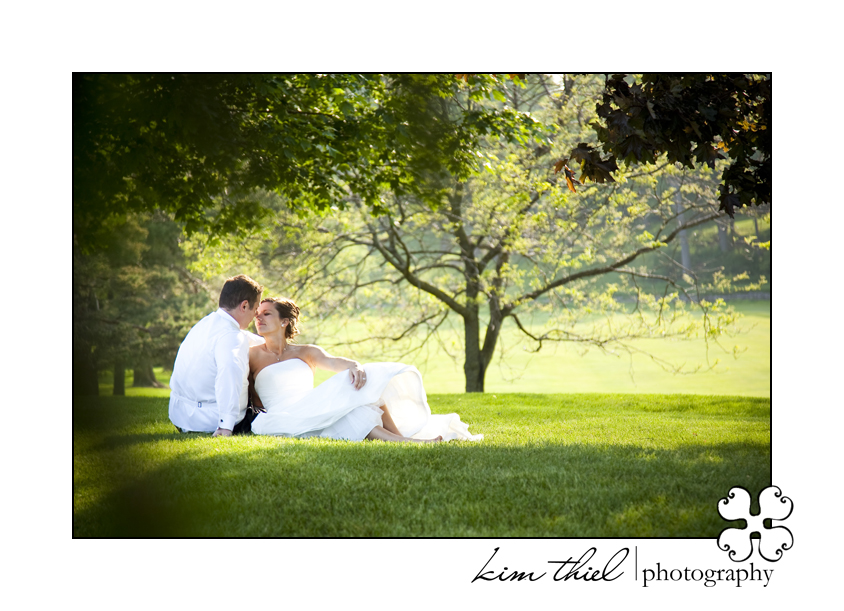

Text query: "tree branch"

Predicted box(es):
[504, 211, 723, 312]
[368, 224, 468, 316]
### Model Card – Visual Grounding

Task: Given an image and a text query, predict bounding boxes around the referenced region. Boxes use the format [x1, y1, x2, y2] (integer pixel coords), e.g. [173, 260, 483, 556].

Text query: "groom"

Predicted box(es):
[169, 274, 264, 437]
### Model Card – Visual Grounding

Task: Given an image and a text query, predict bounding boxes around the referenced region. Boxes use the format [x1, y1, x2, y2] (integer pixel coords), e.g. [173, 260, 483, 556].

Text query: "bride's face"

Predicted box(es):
[255, 303, 286, 336]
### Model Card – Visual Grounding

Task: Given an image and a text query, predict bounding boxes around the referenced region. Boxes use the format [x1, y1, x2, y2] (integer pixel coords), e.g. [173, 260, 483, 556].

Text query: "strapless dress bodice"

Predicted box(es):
[254, 358, 314, 410]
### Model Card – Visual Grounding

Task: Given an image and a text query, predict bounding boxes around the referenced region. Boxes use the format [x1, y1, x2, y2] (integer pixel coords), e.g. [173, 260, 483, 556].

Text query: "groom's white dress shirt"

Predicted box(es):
[169, 309, 252, 432]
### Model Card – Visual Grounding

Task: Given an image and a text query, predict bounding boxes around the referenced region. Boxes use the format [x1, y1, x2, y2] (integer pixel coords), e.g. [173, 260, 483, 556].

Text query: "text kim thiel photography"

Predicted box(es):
[471, 547, 774, 588]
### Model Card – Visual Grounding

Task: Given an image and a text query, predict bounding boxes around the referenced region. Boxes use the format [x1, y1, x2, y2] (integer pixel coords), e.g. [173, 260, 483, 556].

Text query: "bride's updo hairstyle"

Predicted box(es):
[261, 297, 301, 341]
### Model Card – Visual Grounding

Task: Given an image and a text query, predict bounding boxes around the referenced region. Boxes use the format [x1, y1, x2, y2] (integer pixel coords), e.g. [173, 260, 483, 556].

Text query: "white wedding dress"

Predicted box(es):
[251, 358, 483, 441]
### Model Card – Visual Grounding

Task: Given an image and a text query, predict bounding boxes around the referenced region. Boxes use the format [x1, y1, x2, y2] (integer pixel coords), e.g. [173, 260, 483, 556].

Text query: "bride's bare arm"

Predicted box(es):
[247, 347, 264, 407]
[301, 345, 366, 390]
[247, 370, 263, 408]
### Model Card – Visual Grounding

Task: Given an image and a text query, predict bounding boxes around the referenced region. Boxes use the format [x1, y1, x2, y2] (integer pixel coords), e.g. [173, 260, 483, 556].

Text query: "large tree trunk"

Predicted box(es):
[463, 310, 484, 393]
[133, 362, 164, 388]
[463, 302, 505, 393]
[73, 343, 99, 396]
[482, 311, 504, 368]
[448, 182, 489, 393]
[113, 361, 125, 395]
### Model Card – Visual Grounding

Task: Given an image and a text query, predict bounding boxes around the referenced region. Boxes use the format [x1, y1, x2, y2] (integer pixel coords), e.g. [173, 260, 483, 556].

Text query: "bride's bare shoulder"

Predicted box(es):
[249, 344, 269, 361]
[296, 343, 333, 353]
[287, 344, 323, 365]
[288, 343, 321, 356]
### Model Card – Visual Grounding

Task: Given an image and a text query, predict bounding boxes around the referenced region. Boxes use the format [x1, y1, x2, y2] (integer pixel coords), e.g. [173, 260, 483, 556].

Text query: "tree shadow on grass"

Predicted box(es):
[73, 438, 770, 538]
[73, 396, 770, 537]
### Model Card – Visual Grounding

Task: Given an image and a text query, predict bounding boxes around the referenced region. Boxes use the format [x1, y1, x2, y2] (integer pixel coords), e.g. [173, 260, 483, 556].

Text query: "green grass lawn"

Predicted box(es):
[73, 393, 770, 537]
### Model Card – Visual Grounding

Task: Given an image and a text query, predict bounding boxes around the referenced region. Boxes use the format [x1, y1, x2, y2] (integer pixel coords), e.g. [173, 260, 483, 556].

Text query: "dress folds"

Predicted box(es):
[251, 359, 482, 441]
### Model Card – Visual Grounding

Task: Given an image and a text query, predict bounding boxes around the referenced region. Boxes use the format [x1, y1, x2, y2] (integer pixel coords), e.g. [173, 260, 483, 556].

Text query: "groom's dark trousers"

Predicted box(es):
[174, 404, 260, 435]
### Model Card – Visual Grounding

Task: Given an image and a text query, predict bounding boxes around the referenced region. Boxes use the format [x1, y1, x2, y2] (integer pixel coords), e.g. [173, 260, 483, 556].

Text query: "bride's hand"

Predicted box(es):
[349, 363, 366, 390]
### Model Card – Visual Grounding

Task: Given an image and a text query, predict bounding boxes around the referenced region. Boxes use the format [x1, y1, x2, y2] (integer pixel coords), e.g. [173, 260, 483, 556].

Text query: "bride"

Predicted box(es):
[248, 297, 483, 443]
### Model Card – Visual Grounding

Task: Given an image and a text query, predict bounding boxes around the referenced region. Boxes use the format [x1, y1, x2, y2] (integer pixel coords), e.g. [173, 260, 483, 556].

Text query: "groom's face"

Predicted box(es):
[232, 299, 260, 330]
[245, 300, 260, 325]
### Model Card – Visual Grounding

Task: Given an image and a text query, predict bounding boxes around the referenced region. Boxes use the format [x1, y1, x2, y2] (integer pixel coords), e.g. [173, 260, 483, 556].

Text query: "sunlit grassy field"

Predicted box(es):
[355, 300, 770, 397]
[101, 300, 769, 397]
[80, 299, 769, 537]
[73, 393, 769, 537]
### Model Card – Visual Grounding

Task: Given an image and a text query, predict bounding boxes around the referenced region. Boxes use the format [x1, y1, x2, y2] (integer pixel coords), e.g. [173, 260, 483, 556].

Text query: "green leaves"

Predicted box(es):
[74, 73, 542, 254]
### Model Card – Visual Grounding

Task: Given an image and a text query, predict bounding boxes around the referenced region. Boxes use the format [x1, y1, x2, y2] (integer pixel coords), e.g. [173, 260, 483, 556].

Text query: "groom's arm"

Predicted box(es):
[213, 331, 251, 433]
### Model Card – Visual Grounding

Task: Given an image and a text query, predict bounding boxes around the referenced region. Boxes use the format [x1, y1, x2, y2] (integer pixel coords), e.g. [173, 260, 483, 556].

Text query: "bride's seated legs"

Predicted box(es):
[379, 403, 402, 436]
[365, 426, 442, 443]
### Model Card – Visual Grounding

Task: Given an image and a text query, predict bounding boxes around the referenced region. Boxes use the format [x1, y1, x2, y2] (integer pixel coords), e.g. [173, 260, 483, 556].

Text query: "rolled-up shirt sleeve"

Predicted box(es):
[214, 330, 251, 430]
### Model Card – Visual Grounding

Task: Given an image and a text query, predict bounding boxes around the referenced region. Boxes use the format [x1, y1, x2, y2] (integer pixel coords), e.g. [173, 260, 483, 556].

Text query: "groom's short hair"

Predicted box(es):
[219, 274, 264, 310]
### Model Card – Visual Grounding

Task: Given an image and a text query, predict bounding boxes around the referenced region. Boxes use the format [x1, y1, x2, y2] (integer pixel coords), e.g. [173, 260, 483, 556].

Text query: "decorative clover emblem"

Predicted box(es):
[717, 486, 793, 562]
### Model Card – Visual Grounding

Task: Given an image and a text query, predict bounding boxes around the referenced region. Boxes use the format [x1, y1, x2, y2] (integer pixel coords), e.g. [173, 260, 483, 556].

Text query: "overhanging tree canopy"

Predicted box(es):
[73, 73, 538, 252]
[568, 73, 771, 217]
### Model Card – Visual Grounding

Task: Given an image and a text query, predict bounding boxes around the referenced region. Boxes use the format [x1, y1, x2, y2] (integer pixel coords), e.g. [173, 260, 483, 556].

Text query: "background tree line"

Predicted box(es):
[73, 73, 770, 395]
